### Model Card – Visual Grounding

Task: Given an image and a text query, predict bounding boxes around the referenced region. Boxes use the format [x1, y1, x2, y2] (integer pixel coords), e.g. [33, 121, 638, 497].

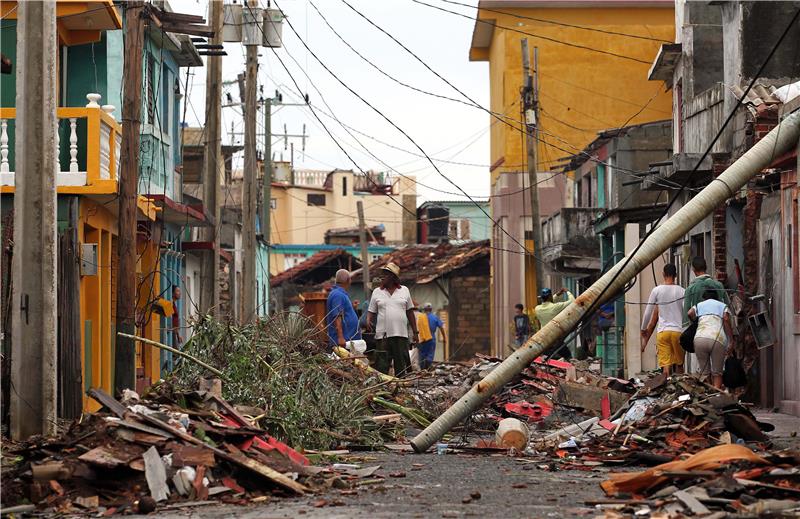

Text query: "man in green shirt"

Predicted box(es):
[535, 287, 575, 329]
[683, 257, 729, 326]
[535, 287, 575, 359]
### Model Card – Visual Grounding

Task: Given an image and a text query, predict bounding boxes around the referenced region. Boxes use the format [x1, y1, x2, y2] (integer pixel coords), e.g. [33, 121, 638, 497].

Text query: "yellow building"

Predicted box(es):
[467, 0, 675, 355]
[1, 1, 201, 412]
[268, 166, 417, 274]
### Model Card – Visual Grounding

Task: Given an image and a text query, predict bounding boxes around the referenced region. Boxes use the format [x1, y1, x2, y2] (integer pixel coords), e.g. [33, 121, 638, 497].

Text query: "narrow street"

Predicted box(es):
[147, 410, 800, 519]
[2, 0, 800, 517]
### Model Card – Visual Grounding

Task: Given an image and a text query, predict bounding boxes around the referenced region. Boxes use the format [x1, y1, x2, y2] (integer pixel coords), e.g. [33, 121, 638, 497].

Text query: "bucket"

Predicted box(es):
[496, 418, 530, 450]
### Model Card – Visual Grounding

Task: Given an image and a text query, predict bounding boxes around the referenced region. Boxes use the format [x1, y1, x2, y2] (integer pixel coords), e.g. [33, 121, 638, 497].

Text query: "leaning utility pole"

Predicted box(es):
[241, 2, 259, 322]
[114, 1, 146, 395]
[410, 112, 800, 453]
[200, 0, 223, 317]
[521, 39, 544, 300]
[356, 201, 370, 302]
[10, 0, 58, 439]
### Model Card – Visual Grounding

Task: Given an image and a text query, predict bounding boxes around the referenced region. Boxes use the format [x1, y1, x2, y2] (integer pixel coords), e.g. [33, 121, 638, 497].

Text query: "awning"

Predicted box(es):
[146, 194, 212, 227]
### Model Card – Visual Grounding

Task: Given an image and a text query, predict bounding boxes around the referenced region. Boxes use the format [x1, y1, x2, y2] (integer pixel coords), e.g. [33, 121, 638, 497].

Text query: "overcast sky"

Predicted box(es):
[172, 0, 490, 202]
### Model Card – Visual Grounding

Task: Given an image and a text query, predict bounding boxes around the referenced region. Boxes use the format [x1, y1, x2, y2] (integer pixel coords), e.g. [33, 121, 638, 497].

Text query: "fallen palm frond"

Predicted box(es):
[169, 313, 398, 451]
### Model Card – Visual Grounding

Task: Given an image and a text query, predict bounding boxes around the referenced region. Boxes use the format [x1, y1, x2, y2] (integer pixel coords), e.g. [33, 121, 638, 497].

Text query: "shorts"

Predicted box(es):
[656, 331, 684, 367]
[694, 337, 725, 376]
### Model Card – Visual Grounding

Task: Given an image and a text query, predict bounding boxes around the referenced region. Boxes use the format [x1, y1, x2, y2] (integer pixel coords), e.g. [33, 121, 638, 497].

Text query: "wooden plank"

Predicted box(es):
[170, 444, 216, 468]
[78, 445, 137, 468]
[160, 22, 214, 38]
[143, 446, 170, 502]
[157, 11, 206, 24]
[87, 387, 128, 418]
[116, 418, 175, 439]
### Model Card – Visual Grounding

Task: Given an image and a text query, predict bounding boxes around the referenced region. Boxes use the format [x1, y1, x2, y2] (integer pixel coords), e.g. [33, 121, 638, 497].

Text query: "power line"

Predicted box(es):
[261, 2, 550, 259]
[432, 0, 673, 44]
[408, 0, 656, 65]
[337, 0, 687, 192]
[576, 7, 800, 332]
[277, 0, 539, 261]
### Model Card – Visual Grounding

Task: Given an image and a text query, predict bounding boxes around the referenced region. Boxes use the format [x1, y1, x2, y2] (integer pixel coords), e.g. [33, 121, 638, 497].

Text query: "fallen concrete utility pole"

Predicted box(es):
[410, 112, 800, 453]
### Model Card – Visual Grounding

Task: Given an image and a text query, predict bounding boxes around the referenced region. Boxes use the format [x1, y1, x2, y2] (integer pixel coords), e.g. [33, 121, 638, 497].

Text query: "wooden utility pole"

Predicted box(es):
[241, 3, 259, 322]
[10, 0, 58, 439]
[114, 1, 146, 394]
[200, 0, 223, 317]
[521, 39, 544, 299]
[356, 201, 370, 302]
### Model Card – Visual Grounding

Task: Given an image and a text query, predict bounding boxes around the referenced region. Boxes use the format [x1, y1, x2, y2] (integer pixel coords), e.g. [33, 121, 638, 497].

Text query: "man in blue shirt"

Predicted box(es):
[326, 269, 361, 353]
[417, 302, 446, 369]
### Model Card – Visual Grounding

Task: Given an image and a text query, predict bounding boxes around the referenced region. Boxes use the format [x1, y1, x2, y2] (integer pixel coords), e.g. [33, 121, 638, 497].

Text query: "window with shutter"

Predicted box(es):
[146, 54, 156, 125]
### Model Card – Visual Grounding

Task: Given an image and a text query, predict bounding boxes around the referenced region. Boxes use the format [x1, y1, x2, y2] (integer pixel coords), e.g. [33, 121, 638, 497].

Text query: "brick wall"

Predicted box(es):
[753, 106, 779, 143]
[448, 274, 491, 361]
[711, 154, 731, 282]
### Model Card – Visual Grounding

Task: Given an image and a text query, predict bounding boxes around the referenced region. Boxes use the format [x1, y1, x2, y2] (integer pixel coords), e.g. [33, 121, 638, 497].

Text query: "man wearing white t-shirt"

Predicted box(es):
[641, 263, 686, 375]
[366, 262, 418, 376]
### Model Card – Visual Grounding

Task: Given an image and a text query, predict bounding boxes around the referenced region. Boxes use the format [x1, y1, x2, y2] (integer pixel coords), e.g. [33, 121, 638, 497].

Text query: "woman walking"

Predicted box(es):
[687, 289, 733, 389]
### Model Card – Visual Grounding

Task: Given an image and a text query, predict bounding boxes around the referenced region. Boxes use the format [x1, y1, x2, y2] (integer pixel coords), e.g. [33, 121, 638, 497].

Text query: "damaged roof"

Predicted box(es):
[351, 240, 489, 285]
[271, 249, 361, 287]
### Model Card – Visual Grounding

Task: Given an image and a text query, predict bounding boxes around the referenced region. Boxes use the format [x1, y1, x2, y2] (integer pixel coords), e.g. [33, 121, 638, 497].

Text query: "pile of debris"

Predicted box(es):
[597, 444, 800, 517]
[1, 388, 314, 514]
[538, 374, 776, 461]
[0, 383, 415, 515]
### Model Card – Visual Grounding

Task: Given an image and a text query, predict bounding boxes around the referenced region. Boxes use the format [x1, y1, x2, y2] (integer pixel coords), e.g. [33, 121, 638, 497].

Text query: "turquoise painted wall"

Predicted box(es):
[256, 242, 270, 317]
[1, 21, 16, 108]
[446, 203, 491, 241]
[135, 36, 181, 200]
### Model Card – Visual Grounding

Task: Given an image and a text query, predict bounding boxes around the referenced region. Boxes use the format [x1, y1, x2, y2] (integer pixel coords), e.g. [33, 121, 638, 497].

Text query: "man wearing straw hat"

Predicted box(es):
[366, 262, 418, 376]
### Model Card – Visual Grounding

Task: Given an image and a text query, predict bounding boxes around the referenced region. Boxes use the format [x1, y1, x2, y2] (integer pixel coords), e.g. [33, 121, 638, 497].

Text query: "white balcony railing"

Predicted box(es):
[0, 95, 121, 194]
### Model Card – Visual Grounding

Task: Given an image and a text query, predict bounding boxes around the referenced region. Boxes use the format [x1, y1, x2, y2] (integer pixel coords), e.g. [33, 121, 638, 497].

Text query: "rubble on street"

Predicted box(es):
[1, 315, 798, 517]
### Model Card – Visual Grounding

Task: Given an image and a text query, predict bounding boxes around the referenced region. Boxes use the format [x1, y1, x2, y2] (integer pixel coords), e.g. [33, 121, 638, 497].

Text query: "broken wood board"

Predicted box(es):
[143, 446, 170, 502]
[87, 388, 128, 418]
[78, 445, 141, 468]
[170, 443, 217, 468]
[554, 381, 630, 414]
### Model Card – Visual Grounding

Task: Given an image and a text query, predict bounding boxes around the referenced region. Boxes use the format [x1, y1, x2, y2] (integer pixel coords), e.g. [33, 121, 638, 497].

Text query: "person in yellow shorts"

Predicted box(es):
[640, 263, 686, 375]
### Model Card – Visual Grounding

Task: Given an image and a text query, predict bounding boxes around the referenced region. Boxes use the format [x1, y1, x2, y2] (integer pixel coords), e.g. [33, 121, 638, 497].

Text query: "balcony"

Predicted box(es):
[541, 207, 602, 275]
[0, 105, 121, 195]
[643, 152, 713, 191]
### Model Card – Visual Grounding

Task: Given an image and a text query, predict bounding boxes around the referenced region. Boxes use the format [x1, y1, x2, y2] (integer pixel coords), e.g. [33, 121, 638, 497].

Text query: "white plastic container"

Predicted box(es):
[346, 340, 367, 355]
[496, 418, 530, 450]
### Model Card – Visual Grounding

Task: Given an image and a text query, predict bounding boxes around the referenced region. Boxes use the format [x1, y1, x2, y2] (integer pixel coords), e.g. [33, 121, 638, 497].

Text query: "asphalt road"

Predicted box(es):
[148, 450, 610, 519]
[142, 410, 800, 519]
